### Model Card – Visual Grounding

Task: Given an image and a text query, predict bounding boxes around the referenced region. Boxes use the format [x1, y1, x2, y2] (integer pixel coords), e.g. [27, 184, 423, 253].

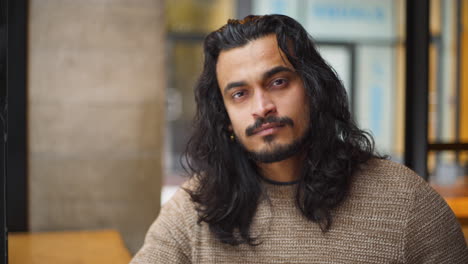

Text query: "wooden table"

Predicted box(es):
[444, 197, 468, 243]
[445, 197, 468, 219]
[8, 229, 131, 264]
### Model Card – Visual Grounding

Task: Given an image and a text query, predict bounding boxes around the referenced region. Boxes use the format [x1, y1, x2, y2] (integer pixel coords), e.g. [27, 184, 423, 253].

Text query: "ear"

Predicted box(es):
[228, 124, 233, 131]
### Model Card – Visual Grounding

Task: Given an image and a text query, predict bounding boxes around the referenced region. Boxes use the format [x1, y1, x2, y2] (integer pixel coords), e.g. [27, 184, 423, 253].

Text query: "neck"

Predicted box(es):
[257, 154, 303, 183]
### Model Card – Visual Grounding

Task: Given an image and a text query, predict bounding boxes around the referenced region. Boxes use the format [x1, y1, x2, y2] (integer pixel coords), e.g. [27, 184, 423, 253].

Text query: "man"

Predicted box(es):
[132, 15, 468, 263]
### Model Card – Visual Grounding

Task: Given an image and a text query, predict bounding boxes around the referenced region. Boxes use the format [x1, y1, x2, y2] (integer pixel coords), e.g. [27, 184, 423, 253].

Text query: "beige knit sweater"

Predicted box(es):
[131, 159, 468, 263]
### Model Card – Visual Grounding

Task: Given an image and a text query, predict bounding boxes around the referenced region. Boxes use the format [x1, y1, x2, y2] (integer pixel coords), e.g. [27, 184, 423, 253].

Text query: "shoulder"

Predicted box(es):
[158, 178, 199, 228]
[354, 158, 456, 221]
[344, 158, 427, 218]
[356, 159, 468, 262]
[130, 179, 199, 264]
[359, 158, 421, 183]
[352, 158, 426, 198]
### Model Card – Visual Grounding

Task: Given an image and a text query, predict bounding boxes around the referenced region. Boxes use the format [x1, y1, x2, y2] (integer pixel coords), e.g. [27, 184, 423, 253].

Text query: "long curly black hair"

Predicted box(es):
[183, 14, 380, 246]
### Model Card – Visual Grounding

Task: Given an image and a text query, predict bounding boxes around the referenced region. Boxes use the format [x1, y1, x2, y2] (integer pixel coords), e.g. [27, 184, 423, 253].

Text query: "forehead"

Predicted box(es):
[216, 34, 293, 87]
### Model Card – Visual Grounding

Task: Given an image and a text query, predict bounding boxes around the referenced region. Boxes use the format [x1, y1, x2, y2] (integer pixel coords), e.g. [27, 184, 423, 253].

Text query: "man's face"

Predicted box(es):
[216, 34, 310, 163]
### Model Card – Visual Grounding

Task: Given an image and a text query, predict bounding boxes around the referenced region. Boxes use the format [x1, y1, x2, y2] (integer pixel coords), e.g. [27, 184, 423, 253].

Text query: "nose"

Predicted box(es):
[251, 89, 277, 118]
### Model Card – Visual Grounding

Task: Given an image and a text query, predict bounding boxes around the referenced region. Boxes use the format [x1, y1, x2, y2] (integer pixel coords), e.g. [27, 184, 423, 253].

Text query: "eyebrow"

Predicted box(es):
[263, 65, 294, 80]
[223, 66, 294, 95]
[223, 81, 247, 95]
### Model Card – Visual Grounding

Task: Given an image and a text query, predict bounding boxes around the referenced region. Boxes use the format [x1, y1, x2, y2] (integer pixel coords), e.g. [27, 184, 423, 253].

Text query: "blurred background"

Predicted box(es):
[3, 0, 468, 263]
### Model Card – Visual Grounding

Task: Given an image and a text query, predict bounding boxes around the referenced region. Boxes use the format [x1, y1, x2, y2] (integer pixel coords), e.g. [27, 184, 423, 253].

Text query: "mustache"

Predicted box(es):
[245, 116, 294, 136]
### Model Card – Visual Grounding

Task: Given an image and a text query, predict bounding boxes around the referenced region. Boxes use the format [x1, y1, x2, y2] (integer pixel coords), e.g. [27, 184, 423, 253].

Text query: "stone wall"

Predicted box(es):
[28, 0, 165, 253]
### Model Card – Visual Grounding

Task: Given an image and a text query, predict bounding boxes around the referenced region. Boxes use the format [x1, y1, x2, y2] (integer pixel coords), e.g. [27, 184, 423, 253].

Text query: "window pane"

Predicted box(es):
[428, 0, 468, 211]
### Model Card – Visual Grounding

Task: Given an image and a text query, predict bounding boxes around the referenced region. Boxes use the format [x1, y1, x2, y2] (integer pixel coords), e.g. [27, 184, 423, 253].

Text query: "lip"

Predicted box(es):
[252, 123, 284, 136]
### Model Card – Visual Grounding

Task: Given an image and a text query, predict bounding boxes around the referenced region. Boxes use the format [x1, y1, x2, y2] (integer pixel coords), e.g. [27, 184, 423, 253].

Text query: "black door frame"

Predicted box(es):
[5, 0, 28, 234]
[1, 0, 7, 262]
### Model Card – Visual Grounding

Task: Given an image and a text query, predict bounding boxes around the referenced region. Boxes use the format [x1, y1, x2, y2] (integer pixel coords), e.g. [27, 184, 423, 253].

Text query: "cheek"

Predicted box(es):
[295, 90, 310, 121]
[231, 120, 247, 137]
[226, 110, 246, 135]
[287, 96, 310, 127]
[298, 102, 310, 125]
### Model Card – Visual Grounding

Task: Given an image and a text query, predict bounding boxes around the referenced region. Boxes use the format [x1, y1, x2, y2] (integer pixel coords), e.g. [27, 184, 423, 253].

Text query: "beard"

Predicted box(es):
[237, 124, 310, 164]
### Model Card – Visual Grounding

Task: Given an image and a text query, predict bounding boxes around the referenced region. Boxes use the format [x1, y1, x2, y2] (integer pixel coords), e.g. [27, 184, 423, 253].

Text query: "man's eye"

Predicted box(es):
[232, 91, 245, 99]
[272, 78, 288, 87]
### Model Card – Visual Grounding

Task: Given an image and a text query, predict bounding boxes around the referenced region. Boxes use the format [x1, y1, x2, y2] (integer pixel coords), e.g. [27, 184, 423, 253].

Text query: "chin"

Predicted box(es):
[240, 134, 307, 163]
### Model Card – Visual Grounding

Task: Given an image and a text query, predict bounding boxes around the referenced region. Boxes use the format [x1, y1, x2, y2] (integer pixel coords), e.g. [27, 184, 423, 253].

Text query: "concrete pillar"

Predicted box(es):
[28, 0, 165, 253]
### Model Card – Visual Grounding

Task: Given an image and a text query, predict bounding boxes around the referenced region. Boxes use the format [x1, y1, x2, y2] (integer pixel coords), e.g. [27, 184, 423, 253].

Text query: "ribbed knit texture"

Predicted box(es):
[131, 159, 468, 263]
